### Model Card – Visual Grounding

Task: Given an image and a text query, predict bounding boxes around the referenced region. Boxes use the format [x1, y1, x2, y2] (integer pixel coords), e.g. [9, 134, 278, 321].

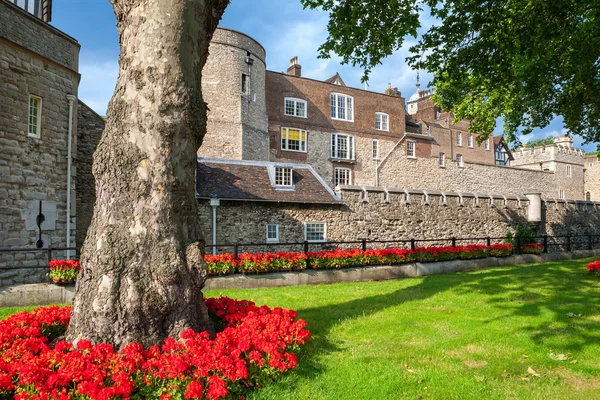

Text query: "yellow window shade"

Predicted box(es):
[284, 128, 305, 141]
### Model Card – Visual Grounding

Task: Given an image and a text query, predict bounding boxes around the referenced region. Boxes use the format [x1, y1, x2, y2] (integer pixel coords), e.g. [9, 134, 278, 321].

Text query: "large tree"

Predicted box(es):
[302, 0, 600, 144]
[66, 0, 229, 350]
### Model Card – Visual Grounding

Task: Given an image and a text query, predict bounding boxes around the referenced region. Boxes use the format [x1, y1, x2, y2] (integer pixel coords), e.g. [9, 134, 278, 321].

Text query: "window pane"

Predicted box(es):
[346, 97, 352, 120]
[330, 95, 337, 118]
[275, 167, 292, 186]
[338, 96, 345, 120]
[296, 101, 306, 117]
[306, 223, 325, 241]
[285, 99, 295, 115]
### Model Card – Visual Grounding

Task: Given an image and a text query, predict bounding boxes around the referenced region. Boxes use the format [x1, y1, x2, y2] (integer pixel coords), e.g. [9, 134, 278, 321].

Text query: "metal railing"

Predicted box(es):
[205, 234, 600, 258]
[0, 247, 79, 269]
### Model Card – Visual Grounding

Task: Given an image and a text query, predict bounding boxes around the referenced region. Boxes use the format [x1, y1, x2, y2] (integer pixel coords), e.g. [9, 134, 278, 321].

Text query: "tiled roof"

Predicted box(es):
[196, 158, 342, 204]
[324, 72, 346, 86]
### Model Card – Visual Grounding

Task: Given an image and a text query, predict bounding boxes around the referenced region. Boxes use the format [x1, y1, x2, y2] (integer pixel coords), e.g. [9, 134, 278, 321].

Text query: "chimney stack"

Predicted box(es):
[384, 83, 401, 97]
[287, 56, 302, 77]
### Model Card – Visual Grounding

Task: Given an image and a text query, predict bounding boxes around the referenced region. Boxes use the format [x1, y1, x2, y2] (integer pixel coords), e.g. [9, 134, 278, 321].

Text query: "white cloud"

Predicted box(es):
[78, 60, 118, 116]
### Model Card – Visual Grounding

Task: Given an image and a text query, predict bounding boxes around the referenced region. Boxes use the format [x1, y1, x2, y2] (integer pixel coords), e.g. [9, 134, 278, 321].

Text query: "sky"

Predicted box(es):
[49, 0, 595, 151]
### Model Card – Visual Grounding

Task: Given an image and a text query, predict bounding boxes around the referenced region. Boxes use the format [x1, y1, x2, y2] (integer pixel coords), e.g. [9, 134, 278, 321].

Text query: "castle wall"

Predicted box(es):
[0, 3, 80, 285]
[198, 188, 600, 252]
[584, 155, 600, 201]
[199, 28, 268, 161]
[377, 145, 583, 199]
[75, 101, 104, 249]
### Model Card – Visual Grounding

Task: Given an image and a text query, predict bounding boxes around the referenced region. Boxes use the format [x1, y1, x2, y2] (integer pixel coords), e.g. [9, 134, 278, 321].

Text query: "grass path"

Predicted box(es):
[2, 258, 600, 399]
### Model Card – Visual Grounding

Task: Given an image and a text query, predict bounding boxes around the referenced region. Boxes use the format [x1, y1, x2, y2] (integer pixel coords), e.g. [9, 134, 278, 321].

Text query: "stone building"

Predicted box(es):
[0, 0, 103, 284]
[196, 27, 598, 248]
[584, 154, 600, 201]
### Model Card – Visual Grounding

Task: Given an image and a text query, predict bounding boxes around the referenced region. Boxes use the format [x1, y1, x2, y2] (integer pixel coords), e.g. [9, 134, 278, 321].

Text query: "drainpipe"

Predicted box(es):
[209, 198, 220, 255]
[66, 94, 76, 259]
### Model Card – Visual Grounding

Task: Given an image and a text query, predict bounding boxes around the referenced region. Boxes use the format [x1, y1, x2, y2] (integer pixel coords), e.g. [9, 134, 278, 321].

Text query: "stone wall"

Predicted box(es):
[0, 1, 79, 71]
[198, 187, 600, 253]
[584, 155, 600, 201]
[199, 28, 268, 161]
[377, 144, 584, 200]
[0, 4, 80, 286]
[75, 101, 104, 249]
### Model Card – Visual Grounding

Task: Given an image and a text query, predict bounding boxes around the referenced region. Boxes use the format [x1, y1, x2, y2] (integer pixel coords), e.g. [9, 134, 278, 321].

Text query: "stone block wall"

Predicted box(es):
[198, 187, 600, 254]
[0, 1, 79, 71]
[75, 101, 104, 249]
[0, 4, 80, 285]
[199, 28, 268, 161]
[377, 145, 583, 200]
[584, 155, 600, 201]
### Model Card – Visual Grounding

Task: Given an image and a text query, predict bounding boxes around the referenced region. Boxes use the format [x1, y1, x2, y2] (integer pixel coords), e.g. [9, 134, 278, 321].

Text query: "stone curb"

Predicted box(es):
[1, 250, 599, 307]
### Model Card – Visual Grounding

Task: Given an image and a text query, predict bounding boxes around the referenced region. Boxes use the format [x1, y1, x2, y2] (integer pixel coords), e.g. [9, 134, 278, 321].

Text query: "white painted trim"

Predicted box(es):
[304, 222, 328, 243]
[284, 97, 308, 118]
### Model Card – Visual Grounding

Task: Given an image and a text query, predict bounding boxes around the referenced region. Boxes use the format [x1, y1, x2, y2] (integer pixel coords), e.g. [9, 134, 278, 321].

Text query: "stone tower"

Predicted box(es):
[199, 28, 269, 161]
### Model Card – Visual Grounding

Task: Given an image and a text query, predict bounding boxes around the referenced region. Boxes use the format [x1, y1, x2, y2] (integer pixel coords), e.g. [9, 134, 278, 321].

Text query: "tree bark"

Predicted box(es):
[66, 0, 229, 350]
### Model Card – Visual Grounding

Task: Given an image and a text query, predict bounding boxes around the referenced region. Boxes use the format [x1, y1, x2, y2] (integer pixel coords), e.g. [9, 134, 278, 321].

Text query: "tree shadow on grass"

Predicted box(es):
[282, 257, 600, 391]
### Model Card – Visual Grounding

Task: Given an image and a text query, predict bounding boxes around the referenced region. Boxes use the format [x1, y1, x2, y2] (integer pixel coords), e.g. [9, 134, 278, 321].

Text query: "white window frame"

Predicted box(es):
[375, 112, 389, 131]
[559, 189, 565, 199]
[334, 167, 352, 186]
[439, 153, 445, 168]
[468, 133, 473, 148]
[330, 93, 354, 122]
[566, 165, 572, 177]
[281, 127, 307, 152]
[331, 132, 355, 160]
[456, 154, 464, 167]
[266, 224, 279, 243]
[274, 167, 293, 187]
[28, 95, 42, 139]
[456, 132, 462, 146]
[284, 97, 307, 118]
[372, 139, 379, 160]
[484, 138, 490, 151]
[407, 140, 416, 158]
[304, 222, 327, 243]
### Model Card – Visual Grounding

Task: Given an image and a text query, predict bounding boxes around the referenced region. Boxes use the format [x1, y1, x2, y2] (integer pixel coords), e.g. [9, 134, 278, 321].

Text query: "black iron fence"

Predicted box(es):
[205, 234, 600, 258]
[1, 234, 599, 270]
[0, 247, 79, 270]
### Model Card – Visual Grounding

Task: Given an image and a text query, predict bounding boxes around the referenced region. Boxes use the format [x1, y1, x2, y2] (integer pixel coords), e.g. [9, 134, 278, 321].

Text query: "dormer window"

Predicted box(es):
[375, 112, 389, 131]
[330, 93, 354, 121]
[275, 167, 293, 187]
[284, 98, 307, 118]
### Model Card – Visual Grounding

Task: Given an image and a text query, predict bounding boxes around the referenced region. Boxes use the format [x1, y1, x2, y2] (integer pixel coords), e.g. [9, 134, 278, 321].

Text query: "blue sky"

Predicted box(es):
[50, 0, 594, 151]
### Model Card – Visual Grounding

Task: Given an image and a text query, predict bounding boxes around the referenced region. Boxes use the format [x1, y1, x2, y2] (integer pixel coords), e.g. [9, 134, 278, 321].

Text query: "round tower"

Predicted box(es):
[199, 27, 268, 161]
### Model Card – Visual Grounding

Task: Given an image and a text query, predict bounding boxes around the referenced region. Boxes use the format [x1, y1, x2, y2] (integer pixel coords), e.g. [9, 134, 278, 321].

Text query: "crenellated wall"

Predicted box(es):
[197, 186, 600, 252]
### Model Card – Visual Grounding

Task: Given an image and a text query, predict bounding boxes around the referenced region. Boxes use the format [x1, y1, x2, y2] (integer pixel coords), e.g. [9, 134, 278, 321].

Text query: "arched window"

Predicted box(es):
[586, 191, 591, 201]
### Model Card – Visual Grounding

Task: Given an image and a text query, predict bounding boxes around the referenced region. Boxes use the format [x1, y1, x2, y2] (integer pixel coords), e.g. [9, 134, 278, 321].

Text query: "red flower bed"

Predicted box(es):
[237, 252, 307, 273]
[48, 260, 81, 283]
[0, 298, 310, 400]
[205, 243, 516, 275]
[489, 243, 513, 257]
[520, 243, 544, 254]
[587, 260, 600, 274]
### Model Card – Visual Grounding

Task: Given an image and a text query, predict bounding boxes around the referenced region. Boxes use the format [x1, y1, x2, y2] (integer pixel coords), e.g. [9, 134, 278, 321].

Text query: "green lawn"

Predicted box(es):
[3, 258, 600, 399]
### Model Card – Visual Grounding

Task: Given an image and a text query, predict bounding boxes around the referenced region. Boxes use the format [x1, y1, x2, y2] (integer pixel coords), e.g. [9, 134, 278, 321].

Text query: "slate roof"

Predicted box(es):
[196, 158, 342, 204]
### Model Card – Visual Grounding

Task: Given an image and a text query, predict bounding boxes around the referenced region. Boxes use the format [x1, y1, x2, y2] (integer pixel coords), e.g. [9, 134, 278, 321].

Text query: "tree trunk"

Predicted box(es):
[66, 0, 229, 350]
